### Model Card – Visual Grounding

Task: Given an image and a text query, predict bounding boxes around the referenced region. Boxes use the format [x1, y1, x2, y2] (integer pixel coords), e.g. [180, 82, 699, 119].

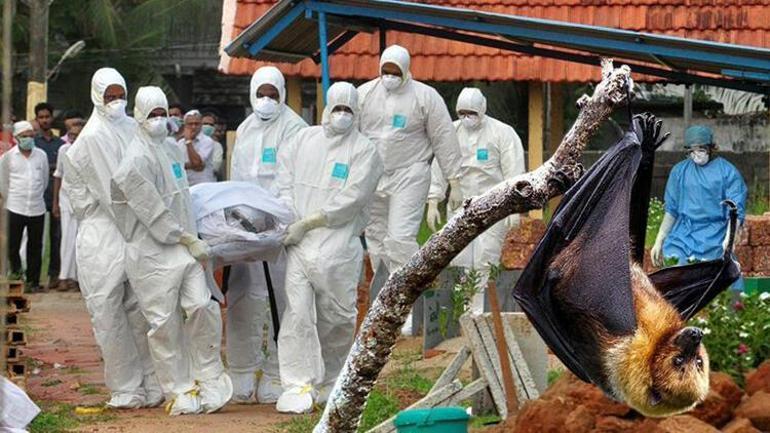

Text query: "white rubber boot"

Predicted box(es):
[276, 386, 316, 414]
[167, 389, 203, 416]
[229, 371, 256, 404]
[106, 392, 145, 409]
[199, 373, 234, 414]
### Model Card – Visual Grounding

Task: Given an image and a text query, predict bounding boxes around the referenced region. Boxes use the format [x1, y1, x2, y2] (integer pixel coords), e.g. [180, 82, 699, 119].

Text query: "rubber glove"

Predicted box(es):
[447, 178, 464, 211]
[505, 214, 520, 230]
[425, 200, 442, 232]
[283, 212, 327, 246]
[651, 212, 676, 267]
[180, 233, 210, 261]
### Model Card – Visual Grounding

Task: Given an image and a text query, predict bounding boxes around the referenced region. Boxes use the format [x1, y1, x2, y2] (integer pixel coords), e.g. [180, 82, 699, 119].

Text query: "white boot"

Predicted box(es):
[230, 371, 256, 404]
[257, 371, 283, 404]
[401, 311, 414, 336]
[106, 392, 145, 409]
[199, 373, 234, 414]
[167, 389, 203, 416]
[143, 373, 165, 408]
[276, 385, 316, 414]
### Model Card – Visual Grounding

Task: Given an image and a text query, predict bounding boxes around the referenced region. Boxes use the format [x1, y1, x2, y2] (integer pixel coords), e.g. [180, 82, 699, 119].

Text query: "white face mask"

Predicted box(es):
[330, 111, 354, 133]
[381, 74, 402, 91]
[690, 149, 710, 166]
[460, 114, 481, 130]
[254, 96, 279, 120]
[104, 99, 127, 120]
[144, 117, 168, 139]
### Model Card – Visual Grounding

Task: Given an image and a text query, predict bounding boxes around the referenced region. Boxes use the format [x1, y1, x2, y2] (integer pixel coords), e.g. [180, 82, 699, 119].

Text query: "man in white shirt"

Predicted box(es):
[53, 138, 79, 291]
[0, 121, 50, 291]
[201, 111, 224, 180]
[178, 110, 216, 185]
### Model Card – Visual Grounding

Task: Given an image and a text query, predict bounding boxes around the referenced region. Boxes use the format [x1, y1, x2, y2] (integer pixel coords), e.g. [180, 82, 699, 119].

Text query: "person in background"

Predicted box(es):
[276, 81, 383, 413]
[34, 102, 64, 290]
[357, 44, 463, 335]
[201, 110, 224, 180]
[178, 110, 216, 186]
[227, 66, 307, 404]
[169, 103, 185, 141]
[1, 115, 16, 154]
[427, 87, 526, 313]
[52, 112, 83, 292]
[0, 121, 49, 292]
[652, 125, 748, 275]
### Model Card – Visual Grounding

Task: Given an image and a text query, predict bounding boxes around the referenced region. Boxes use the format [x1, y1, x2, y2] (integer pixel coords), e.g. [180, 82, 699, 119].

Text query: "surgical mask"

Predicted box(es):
[381, 74, 402, 91]
[202, 124, 216, 137]
[690, 149, 709, 166]
[330, 111, 354, 133]
[170, 116, 183, 128]
[254, 96, 279, 120]
[104, 99, 127, 120]
[460, 114, 481, 130]
[144, 117, 168, 138]
[17, 137, 35, 150]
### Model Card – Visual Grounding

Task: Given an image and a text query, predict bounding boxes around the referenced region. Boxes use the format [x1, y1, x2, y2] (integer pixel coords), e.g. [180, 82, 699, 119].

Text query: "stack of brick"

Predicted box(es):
[501, 214, 770, 277]
[4, 280, 30, 390]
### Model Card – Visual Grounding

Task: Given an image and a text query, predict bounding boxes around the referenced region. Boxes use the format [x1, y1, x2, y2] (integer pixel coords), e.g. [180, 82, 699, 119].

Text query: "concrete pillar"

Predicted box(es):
[286, 76, 302, 114]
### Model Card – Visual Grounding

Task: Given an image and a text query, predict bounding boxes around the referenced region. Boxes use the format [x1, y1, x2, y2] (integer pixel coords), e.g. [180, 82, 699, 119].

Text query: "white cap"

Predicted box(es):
[13, 121, 34, 137]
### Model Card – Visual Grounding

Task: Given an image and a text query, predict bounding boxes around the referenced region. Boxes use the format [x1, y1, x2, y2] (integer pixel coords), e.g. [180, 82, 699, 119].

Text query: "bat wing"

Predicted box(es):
[649, 202, 741, 320]
[513, 128, 647, 388]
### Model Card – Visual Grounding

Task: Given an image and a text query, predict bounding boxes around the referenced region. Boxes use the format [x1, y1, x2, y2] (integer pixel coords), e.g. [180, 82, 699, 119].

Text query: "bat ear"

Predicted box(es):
[649, 388, 662, 406]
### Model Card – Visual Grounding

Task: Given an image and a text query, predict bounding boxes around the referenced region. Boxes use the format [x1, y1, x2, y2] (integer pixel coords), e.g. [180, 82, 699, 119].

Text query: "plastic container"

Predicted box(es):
[394, 407, 469, 433]
[743, 277, 770, 295]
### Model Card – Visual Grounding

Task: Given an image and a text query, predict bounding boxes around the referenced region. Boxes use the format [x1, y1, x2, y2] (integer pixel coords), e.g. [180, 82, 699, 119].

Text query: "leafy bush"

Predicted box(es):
[690, 291, 770, 386]
[645, 197, 665, 248]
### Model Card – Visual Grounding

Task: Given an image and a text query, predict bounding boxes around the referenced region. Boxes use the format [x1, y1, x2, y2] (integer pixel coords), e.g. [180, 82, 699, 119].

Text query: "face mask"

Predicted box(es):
[17, 137, 35, 150]
[381, 74, 402, 91]
[104, 99, 127, 120]
[460, 114, 481, 130]
[254, 96, 279, 120]
[170, 116, 184, 128]
[202, 124, 216, 137]
[144, 117, 168, 138]
[690, 149, 709, 166]
[330, 111, 354, 133]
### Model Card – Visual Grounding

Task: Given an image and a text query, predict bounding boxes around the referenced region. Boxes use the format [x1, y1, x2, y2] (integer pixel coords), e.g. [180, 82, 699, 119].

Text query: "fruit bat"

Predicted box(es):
[513, 113, 740, 417]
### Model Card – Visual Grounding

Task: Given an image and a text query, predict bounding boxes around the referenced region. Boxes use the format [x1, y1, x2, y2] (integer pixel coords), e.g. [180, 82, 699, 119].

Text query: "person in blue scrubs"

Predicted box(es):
[651, 125, 747, 270]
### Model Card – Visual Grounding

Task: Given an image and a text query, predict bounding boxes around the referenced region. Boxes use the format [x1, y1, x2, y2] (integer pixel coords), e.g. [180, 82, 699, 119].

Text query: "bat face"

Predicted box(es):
[642, 326, 710, 417]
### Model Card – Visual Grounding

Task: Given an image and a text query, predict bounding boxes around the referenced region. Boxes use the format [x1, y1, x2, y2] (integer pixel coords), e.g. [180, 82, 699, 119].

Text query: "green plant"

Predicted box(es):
[747, 182, 769, 216]
[547, 369, 564, 386]
[645, 197, 665, 248]
[440, 269, 481, 337]
[690, 291, 770, 386]
[29, 405, 78, 433]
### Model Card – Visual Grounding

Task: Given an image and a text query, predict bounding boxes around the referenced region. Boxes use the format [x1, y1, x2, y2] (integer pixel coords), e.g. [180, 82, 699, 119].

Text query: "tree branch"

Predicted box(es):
[313, 60, 633, 433]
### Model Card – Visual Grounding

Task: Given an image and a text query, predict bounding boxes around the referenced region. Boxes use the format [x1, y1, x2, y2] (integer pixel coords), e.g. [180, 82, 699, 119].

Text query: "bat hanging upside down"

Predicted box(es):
[514, 113, 740, 417]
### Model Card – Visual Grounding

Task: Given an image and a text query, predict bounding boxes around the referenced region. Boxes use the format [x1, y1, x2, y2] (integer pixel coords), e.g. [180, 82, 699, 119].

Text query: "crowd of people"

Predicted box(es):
[0, 43, 747, 416]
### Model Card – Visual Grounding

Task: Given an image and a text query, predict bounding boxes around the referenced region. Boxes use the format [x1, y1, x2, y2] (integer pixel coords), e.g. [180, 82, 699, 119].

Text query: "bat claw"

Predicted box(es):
[549, 168, 575, 192]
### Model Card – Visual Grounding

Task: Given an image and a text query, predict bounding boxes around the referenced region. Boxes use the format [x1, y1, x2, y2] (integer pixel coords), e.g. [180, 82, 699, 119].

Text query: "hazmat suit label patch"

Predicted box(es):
[392, 114, 407, 129]
[172, 162, 184, 179]
[331, 163, 349, 180]
[262, 147, 277, 164]
[477, 148, 489, 161]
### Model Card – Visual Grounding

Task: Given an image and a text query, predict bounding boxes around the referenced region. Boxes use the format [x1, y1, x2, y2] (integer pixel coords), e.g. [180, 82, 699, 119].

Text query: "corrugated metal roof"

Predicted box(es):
[219, 0, 770, 89]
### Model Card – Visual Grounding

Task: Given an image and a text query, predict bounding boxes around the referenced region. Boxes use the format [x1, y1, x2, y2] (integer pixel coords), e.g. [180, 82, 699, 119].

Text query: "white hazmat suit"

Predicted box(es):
[227, 66, 307, 403]
[358, 45, 463, 276]
[62, 68, 161, 408]
[275, 82, 383, 413]
[54, 143, 78, 282]
[427, 88, 526, 313]
[111, 86, 232, 415]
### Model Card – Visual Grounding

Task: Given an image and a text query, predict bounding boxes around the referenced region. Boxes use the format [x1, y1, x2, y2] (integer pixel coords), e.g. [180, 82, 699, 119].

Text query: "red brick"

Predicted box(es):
[747, 215, 770, 246]
[752, 246, 770, 272]
[735, 245, 753, 272]
[505, 217, 547, 244]
[501, 242, 536, 270]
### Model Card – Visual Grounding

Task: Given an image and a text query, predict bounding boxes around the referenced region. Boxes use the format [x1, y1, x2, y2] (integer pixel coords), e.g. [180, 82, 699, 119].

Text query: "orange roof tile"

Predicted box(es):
[219, 0, 770, 82]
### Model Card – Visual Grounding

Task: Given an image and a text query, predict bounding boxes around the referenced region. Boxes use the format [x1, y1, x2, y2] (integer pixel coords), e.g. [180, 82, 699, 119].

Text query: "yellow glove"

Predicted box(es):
[426, 200, 441, 232]
[180, 233, 210, 261]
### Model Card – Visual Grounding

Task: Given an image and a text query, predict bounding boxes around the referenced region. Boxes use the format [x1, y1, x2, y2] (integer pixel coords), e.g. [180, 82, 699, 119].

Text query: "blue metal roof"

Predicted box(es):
[225, 0, 770, 93]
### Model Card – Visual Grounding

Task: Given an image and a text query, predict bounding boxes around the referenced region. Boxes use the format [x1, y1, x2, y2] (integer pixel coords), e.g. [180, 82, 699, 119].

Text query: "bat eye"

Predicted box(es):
[695, 356, 704, 369]
[673, 355, 685, 367]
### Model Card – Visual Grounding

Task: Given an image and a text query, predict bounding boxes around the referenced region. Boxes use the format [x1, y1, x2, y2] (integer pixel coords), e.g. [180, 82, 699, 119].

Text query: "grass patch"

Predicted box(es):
[41, 379, 63, 387]
[470, 413, 502, 428]
[29, 404, 78, 433]
[358, 389, 401, 432]
[272, 413, 322, 433]
[547, 368, 564, 386]
[748, 183, 769, 216]
[77, 383, 101, 395]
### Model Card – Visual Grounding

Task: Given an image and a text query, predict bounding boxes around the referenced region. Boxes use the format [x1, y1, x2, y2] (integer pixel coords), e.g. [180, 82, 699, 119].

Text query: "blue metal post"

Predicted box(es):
[318, 11, 331, 103]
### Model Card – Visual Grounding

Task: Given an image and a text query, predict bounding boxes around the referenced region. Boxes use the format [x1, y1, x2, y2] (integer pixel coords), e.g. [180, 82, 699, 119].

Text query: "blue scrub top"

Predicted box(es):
[663, 156, 747, 264]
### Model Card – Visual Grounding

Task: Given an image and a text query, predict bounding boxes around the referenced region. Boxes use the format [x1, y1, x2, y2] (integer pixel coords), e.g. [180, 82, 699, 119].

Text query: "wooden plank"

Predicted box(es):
[286, 77, 303, 114]
[447, 378, 488, 406]
[429, 346, 471, 393]
[499, 317, 540, 401]
[460, 315, 507, 418]
[366, 380, 463, 433]
[474, 315, 509, 418]
[487, 280, 520, 415]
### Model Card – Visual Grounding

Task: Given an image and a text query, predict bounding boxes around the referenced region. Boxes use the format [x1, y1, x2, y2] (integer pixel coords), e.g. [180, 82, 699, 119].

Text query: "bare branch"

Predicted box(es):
[313, 61, 633, 433]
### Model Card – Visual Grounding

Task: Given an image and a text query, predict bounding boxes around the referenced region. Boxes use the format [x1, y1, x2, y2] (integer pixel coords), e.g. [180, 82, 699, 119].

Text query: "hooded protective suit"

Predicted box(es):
[428, 88, 526, 312]
[275, 82, 383, 413]
[62, 68, 161, 409]
[358, 45, 462, 275]
[227, 66, 307, 403]
[111, 86, 232, 415]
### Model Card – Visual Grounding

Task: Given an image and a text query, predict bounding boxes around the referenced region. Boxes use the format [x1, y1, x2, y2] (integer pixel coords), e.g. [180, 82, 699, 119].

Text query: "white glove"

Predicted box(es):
[283, 212, 327, 246]
[180, 233, 210, 261]
[426, 200, 441, 232]
[651, 212, 676, 267]
[448, 178, 463, 211]
[651, 238, 664, 268]
[505, 214, 520, 230]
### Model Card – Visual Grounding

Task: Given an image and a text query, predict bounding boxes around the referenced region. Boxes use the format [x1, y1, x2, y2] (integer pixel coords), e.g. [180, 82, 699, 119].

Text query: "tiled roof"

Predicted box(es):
[219, 0, 770, 82]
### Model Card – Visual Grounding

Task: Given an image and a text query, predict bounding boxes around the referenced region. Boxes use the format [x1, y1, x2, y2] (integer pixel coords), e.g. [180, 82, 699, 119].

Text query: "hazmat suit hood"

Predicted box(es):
[91, 68, 128, 120]
[456, 87, 487, 121]
[321, 82, 359, 138]
[249, 66, 286, 123]
[379, 45, 412, 91]
[134, 86, 169, 130]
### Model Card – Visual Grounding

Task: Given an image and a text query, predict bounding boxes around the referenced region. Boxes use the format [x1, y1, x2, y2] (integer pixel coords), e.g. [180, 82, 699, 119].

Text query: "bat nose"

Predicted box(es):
[675, 327, 704, 355]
